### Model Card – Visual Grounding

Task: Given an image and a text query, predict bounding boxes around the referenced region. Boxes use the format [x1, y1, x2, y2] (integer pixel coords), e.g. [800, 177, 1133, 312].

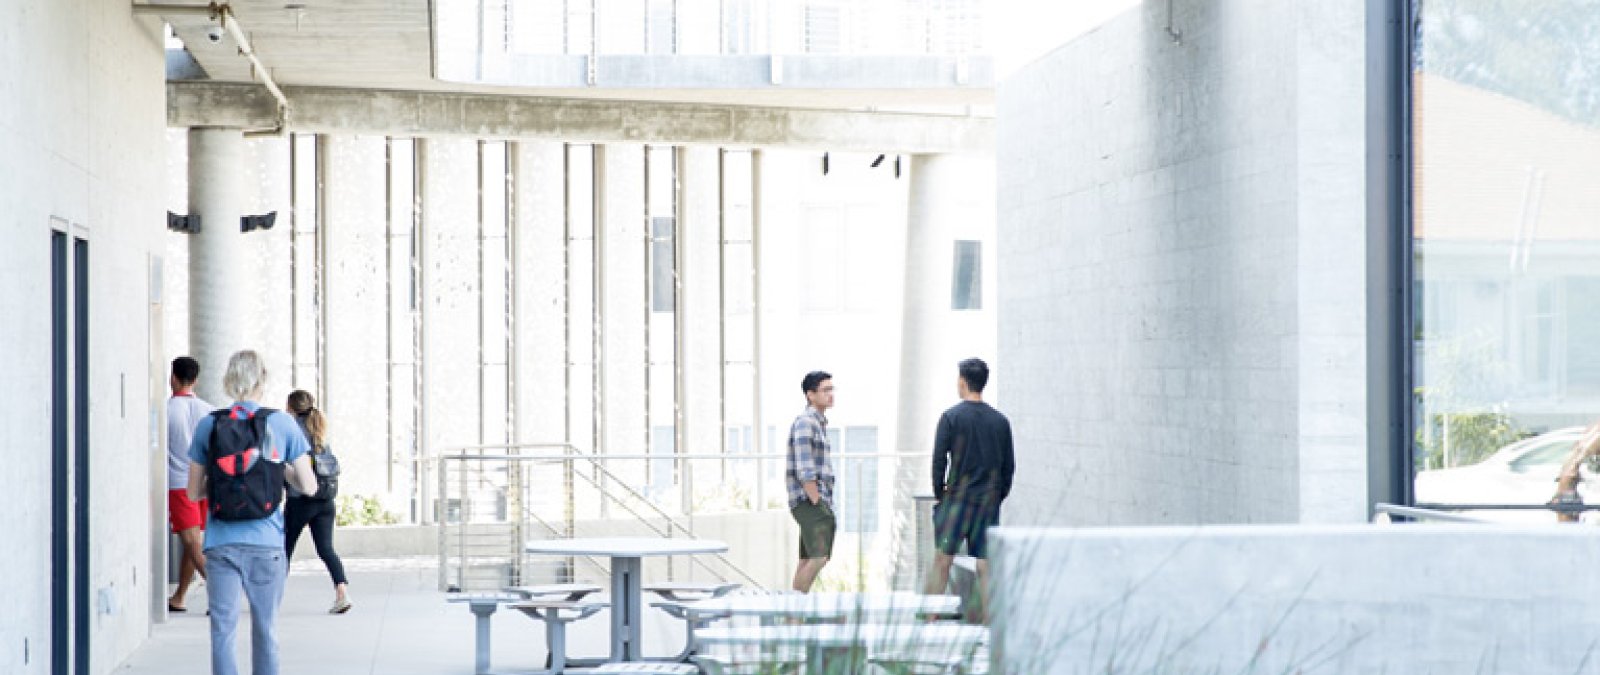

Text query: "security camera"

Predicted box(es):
[205, 25, 224, 44]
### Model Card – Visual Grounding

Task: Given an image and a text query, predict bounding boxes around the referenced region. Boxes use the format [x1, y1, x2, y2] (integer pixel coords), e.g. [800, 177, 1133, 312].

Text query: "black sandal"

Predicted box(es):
[167, 602, 187, 613]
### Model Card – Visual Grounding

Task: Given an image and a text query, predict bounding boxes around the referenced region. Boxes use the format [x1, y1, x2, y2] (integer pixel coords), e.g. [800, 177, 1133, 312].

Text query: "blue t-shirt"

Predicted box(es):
[187, 401, 310, 550]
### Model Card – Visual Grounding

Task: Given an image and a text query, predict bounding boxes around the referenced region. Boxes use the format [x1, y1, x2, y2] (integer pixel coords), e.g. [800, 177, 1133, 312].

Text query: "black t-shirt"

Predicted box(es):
[931, 400, 1015, 504]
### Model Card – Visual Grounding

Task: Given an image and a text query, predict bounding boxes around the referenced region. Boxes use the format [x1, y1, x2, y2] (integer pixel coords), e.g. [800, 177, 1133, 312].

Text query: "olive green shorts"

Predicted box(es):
[790, 500, 837, 559]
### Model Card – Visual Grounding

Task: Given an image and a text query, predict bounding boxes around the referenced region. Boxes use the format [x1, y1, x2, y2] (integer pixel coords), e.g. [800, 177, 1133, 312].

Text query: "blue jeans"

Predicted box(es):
[206, 544, 286, 675]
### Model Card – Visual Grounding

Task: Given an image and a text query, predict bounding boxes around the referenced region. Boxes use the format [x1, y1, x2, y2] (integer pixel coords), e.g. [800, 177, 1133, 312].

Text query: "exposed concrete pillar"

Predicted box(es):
[511, 141, 568, 446]
[678, 146, 722, 459]
[510, 141, 568, 533]
[892, 153, 963, 587]
[597, 144, 647, 481]
[417, 138, 481, 522]
[247, 137, 293, 407]
[319, 134, 388, 500]
[187, 127, 248, 404]
[896, 153, 964, 460]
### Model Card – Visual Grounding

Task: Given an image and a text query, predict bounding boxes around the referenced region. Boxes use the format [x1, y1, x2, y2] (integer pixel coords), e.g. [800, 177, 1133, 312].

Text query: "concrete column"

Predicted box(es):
[679, 147, 722, 458]
[895, 154, 965, 459]
[511, 142, 568, 445]
[418, 138, 481, 521]
[320, 134, 388, 501]
[892, 153, 961, 586]
[511, 141, 568, 527]
[597, 144, 648, 482]
[246, 137, 293, 407]
[187, 127, 248, 405]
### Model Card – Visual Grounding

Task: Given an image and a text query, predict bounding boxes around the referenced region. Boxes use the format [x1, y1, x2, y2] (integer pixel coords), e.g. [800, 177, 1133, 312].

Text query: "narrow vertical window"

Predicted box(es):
[650, 216, 676, 312]
[951, 240, 982, 310]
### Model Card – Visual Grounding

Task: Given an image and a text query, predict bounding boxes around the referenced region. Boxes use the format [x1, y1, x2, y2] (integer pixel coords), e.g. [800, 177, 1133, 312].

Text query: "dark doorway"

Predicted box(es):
[73, 237, 89, 675]
[52, 232, 90, 675]
[51, 231, 68, 675]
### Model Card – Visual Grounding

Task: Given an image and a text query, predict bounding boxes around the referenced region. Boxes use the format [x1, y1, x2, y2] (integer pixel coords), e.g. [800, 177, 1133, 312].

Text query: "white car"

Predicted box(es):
[1413, 427, 1592, 523]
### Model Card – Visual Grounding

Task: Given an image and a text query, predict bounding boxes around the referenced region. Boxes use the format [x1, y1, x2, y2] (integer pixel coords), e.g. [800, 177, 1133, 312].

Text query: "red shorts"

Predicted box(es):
[168, 489, 207, 532]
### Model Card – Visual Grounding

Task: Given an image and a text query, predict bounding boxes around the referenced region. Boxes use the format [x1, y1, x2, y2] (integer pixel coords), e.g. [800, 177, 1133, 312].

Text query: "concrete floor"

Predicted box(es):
[113, 557, 689, 675]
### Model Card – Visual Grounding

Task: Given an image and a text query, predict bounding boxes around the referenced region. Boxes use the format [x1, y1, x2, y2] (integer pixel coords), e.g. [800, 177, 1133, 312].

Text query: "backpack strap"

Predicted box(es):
[206, 407, 232, 459]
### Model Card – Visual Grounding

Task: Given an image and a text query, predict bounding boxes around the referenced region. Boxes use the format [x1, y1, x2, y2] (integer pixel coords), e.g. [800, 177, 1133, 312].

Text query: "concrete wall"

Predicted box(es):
[995, 0, 1368, 526]
[991, 525, 1600, 673]
[0, 2, 168, 673]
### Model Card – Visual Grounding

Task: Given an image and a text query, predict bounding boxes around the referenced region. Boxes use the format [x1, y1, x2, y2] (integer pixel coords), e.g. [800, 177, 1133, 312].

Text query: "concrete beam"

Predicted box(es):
[167, 82, 993, 153]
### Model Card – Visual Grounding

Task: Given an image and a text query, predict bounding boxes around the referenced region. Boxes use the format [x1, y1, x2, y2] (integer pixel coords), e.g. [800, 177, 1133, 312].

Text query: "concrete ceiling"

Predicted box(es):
[165, 0, 433, 89]
[153, 0, 994, 111]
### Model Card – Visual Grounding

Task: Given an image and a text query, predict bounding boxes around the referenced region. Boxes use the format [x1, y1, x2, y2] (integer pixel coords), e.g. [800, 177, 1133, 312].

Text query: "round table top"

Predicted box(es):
[524, 536, 729, 557]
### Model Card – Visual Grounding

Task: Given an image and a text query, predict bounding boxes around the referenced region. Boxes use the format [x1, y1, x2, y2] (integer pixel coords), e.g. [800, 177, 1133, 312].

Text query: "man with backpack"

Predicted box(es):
[186, 350, 318, 675]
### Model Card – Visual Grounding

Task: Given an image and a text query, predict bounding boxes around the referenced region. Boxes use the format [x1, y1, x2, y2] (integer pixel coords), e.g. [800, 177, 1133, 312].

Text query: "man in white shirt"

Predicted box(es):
[166, 356, 214, 612]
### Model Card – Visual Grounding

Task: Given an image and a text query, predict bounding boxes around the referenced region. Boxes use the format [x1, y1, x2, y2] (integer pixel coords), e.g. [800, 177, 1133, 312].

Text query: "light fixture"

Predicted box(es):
[241, 211, 277, 233]
[822, 152, 830, 176]
[870, 154, 885, 168]
[167, 211, 201, 234]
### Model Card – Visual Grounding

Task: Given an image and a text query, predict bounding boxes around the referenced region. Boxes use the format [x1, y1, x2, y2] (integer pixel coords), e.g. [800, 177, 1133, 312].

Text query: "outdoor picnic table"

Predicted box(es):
[677, 591, 963, 624]
[694, 622, 988, 675]
[525, 536, 729, 664]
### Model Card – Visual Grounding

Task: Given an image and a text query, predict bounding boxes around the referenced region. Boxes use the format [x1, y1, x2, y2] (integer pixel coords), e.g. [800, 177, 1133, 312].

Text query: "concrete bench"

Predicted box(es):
[642, 581, 741, 602]
[584, 663, 701, 675]
[508, 599, 611, 675]
[445, 592, 528, 674]
[504, 583, 604, 602]
[643, 582, 739, 662]
[869, 644, 990, 675]
[693, 654, 803, 675]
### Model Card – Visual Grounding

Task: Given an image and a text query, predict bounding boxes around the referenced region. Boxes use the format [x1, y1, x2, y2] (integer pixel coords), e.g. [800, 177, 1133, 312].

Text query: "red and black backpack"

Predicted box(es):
[206, 405, 286, 521]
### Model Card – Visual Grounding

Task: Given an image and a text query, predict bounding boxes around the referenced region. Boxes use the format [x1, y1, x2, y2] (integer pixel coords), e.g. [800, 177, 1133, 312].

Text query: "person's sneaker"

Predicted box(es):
[329, 597, 352, 614]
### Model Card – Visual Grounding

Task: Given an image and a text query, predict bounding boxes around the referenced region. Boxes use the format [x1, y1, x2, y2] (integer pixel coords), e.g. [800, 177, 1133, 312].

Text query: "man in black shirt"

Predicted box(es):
[924, 358, 1015, 619]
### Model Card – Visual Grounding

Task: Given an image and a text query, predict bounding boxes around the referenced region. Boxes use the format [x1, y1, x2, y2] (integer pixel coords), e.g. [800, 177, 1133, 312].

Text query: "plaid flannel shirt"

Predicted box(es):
[785, 406, 835, 508]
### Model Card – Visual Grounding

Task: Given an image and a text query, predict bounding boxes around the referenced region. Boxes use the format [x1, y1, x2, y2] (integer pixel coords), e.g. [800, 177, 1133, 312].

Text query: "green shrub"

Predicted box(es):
[336, 494, 401, 526]
[1415, 410, 1527, 470]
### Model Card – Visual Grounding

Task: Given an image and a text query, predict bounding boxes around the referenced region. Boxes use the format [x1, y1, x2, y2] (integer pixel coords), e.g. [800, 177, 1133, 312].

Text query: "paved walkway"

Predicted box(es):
[114, 557, 686, 675]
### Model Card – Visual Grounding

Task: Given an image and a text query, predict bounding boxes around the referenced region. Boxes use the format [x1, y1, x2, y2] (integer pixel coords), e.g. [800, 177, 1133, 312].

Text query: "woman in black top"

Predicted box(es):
[285, 390, 351, 614]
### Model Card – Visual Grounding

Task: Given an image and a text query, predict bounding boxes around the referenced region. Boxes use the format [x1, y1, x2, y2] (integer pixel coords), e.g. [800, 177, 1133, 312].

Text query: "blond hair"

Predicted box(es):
[222, 350, 267, 401]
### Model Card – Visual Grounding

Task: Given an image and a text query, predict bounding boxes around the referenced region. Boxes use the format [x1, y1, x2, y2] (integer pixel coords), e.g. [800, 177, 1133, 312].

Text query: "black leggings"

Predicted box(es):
[284, 496, 347, 586]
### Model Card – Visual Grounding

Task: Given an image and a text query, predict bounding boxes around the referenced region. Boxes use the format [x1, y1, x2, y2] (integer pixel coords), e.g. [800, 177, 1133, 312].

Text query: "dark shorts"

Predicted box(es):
[791, 500, 837, 559]
[933, 499, 1001, 559]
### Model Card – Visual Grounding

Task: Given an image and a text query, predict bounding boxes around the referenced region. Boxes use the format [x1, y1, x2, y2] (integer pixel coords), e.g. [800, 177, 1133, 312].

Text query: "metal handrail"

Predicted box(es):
[558, 460, 762, 588]
[436, 444, 612, 591]
[434, 446, 934, 592]
[1413, 502, 1600, 512]
[1372, 503, 1492, 524]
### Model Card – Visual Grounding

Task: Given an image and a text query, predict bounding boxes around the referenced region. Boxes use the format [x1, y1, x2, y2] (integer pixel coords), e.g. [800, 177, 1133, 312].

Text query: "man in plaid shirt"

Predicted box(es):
[786, 370, 836, 592]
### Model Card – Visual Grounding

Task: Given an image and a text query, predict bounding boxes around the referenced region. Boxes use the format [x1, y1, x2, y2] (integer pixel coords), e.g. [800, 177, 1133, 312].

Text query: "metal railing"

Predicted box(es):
[431, 444, 929, 593]
[1374, 502, 1600, 523]
[1372, 503, 1492, 523]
